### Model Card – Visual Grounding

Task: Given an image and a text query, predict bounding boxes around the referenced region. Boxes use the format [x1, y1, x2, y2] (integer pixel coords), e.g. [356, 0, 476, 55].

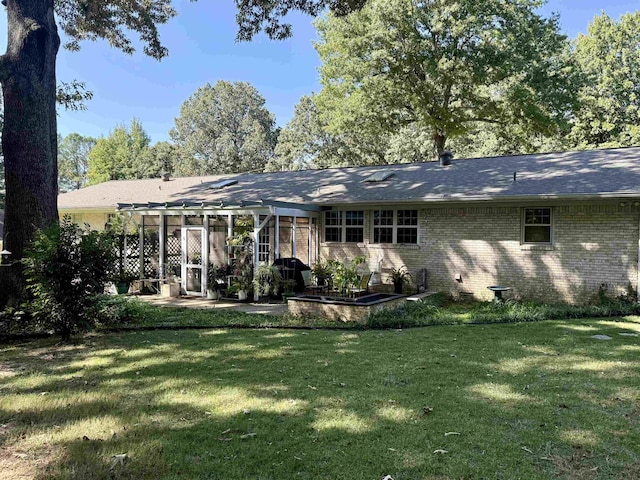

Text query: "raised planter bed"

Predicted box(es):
[287, 293, 405, 324]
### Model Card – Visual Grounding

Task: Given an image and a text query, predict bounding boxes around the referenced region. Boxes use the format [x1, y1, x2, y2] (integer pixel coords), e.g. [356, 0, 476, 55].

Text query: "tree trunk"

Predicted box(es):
[1, 0, 60, 260]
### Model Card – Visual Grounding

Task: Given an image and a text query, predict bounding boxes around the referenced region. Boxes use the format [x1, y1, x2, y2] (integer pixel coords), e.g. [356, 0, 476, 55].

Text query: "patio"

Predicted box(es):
[135, 294, 288, 315]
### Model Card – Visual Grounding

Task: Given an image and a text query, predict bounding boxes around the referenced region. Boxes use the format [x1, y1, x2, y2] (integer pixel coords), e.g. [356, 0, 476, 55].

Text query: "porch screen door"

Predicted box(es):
[181, 227, 206, 296]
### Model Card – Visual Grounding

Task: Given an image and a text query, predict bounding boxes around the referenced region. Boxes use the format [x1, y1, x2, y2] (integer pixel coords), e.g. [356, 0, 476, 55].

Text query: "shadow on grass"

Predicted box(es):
[0, 319, 639, 479]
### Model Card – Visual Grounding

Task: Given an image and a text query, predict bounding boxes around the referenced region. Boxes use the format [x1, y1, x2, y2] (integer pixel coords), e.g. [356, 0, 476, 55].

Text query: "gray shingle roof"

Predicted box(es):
[58, 147, 640, 210]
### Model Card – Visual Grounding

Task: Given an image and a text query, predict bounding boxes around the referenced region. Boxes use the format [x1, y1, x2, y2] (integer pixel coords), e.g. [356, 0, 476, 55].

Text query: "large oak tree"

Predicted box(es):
[171, 81, 277, 175]
[570, 12, 640, 148]
[0, 0, 364, 260]
[315, 0, 578, 158]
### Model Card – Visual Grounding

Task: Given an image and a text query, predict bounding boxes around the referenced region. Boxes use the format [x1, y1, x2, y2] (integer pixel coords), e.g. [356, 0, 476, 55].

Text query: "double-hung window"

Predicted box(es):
[523, 208, 552, 244]
[324, 210, 364, 243]
[373, 209, 418, 244]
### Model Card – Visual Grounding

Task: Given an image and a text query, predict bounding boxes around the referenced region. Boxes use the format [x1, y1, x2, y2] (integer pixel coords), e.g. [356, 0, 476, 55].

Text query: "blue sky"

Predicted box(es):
[1, 0, 638, 143]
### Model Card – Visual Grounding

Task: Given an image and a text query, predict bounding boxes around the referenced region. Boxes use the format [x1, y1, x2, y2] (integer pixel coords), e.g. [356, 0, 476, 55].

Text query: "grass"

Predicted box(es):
[84, 293, 640, 333]
[2, 317, 640, 479]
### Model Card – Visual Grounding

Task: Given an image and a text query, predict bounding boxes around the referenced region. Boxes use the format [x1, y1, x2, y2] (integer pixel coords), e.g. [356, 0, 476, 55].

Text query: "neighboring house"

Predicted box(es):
[58, 146, 640, 303]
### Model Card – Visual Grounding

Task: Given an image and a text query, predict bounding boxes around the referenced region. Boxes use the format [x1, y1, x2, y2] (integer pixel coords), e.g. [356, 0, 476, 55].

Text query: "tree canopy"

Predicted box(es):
[570, 12, 640, 149]
[87, 118, 154, 184]
[171, 81, 277, 175]
[315, 0, 578, 157]
[58, 133, 96, 192]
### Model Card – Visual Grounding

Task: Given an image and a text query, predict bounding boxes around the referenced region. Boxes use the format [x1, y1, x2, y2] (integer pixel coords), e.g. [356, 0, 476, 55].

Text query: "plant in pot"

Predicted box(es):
[253, 264, 283, 299]
[311, 261, 332, 287]
[112, 267, 137, 295]
[391, 266, 412, 294]
[206, 263, 231, 300]
[232, 252, 253, 301]
[230, 274, 252, 301]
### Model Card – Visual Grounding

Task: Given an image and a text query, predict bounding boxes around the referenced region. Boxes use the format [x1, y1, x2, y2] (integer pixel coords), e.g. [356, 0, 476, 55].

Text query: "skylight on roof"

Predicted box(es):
[210, 179, 238, 189]
[363, 171, 395, 183]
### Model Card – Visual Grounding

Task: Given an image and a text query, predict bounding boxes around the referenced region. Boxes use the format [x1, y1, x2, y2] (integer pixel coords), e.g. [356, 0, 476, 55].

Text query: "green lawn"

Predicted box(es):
[1, 317, 640, 479]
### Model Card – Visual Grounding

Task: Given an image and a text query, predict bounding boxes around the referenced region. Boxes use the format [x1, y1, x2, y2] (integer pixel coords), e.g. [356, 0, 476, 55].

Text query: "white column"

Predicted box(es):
[159, 215, 166, 281]
[308, 220, 312, 265]
[292, 216, 297, 258]
[275, 215, 280, 260]
[253, 213, 260, 301]
[203, 214, 209, 293]
[139, 220, 144, 280]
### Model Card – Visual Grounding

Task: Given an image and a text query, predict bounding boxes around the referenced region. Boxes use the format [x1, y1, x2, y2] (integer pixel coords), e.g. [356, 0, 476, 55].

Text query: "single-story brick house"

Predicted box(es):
[58, 146, 640, 303]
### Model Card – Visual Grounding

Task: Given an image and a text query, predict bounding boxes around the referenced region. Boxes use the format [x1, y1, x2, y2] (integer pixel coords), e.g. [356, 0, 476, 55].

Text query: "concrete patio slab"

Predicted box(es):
[134, 295, 288, 316]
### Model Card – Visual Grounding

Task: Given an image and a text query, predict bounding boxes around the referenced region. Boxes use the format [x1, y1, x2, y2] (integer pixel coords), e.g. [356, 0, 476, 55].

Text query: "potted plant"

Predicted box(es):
[232, 251, 253, 301]
[111, 264, 137, 294]
[253, 264, 283, 299]
[231, 275, 252, 301]
[207, 263, 232, 299]
[311, 261, 332, 286]
[391, 266, 411, 294]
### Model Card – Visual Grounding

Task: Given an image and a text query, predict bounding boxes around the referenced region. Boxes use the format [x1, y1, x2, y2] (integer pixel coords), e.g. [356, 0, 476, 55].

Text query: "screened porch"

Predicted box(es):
[118, 201, 321, 299]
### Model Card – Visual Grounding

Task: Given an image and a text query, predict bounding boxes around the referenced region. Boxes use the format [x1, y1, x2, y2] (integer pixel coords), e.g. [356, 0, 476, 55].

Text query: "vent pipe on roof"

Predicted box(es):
[439, 151, 453, 166]
[161, 171, 170, 182]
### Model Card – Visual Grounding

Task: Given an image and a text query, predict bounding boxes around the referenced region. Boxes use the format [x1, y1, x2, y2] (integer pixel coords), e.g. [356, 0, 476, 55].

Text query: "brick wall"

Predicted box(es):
[319, 204, 639, 304]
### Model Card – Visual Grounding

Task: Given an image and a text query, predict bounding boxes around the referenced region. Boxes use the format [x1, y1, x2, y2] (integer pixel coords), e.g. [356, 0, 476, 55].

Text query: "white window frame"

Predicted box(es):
[373, 209, 419, 244]
[323, 210, 364, 243]
[522, 207, 553, 244]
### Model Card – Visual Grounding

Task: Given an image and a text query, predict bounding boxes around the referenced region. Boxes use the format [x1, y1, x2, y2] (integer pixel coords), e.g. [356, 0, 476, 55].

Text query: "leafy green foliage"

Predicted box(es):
[56, 80, 94, 111]
[327, 255, 366, 294]
[55, 0, 177, 59]
[269, 94, 397, 169]
[253, 264, 283, 297]
[57, 133, 96, 192]
[367, 293, 640, 329]
[234, 0, 366, 41]
[170, 81, 277, 175]
[571, 12, 640, 148]
[315, 0, 578, 157]
[137, 141, 176, 176]
[86, 295, 151, 328]
[87, 118, 157, 184]
[23, 216, 116, 341]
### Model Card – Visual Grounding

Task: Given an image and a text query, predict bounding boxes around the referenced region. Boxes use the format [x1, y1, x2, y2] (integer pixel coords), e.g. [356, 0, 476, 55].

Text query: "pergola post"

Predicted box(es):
[159, 214, 166, 280]
[275, 215, 280, 260]
[203, 214, 209, 293]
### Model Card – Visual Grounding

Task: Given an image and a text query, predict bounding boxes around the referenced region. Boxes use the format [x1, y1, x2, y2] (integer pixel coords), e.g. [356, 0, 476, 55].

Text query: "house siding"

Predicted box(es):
[320, 204, 639, 304]
[58, 212, 142, 231]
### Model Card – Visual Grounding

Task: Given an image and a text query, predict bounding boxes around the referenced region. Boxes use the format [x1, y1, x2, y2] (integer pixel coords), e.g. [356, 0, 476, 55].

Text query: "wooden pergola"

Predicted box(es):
[117, 200, 322, 300]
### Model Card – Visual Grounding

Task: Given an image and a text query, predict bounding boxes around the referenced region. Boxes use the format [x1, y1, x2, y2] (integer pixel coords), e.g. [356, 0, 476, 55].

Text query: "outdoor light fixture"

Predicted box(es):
[0, 249, 12, 264]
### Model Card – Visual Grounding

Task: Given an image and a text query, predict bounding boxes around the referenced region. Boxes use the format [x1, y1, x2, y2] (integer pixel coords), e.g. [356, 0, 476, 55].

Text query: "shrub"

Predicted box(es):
[23, 216, 116, 341]
[88, 295, 149, 328]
